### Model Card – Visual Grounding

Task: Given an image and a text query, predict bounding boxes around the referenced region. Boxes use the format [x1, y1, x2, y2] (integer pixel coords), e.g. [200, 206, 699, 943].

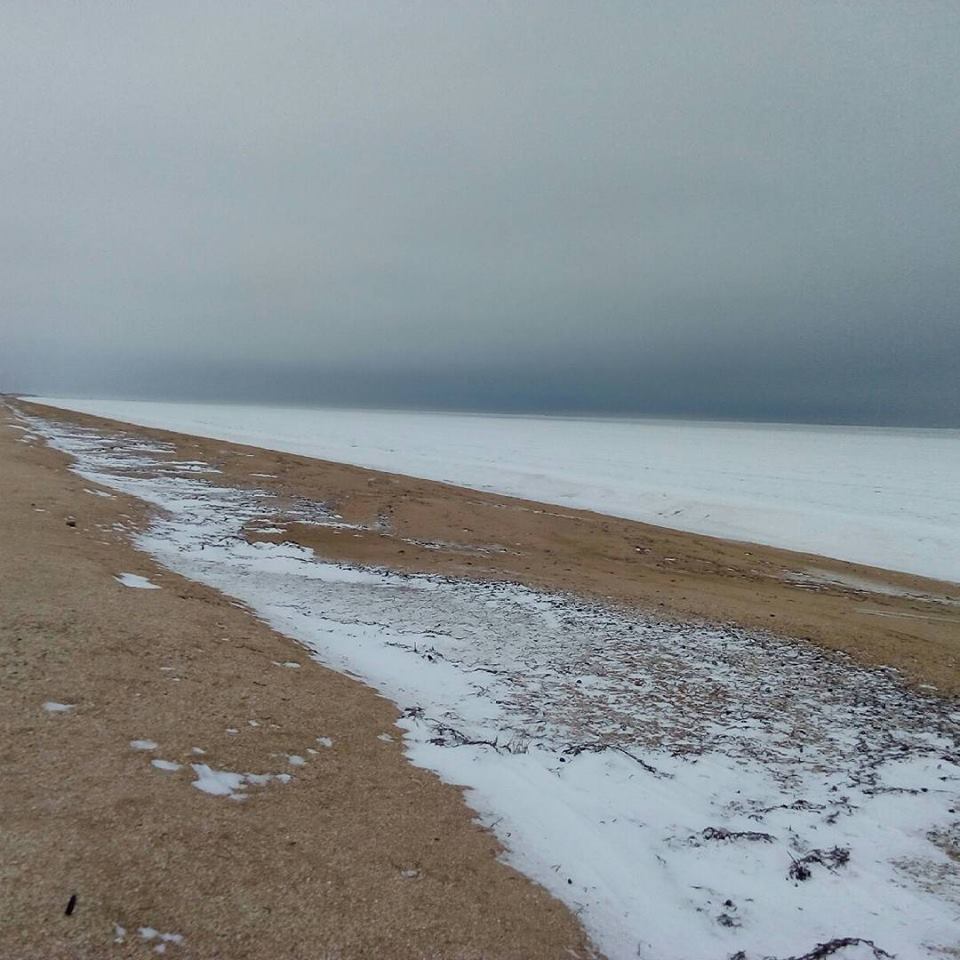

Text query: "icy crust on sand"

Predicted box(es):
[25, 412, 960, 960]
[28, 397, 960, 582]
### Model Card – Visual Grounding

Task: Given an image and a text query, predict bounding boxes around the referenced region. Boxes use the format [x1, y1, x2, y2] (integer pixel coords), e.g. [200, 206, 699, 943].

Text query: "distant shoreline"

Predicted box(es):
[23, 395, 960, 583]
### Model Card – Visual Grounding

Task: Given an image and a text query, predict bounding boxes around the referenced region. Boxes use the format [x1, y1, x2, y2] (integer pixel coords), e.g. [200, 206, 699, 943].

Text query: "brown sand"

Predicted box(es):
[0, 406, 597, 958]
[19, 399, 959, 696]
[4, 398, 958, 958]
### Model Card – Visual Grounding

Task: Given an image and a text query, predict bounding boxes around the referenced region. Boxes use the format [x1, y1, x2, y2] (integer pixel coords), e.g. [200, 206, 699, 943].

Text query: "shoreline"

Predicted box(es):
[22, 395, 960, 585]
[19, 398, 960, 697]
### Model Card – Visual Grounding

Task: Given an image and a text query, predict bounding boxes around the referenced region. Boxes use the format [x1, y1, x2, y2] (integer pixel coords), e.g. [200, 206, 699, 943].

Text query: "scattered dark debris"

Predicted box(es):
[729, 936, 894, 959]
[564, 742, 669, 778]
[716, 899, 741, 928]
[788, 937, 894, 959]
[64, 894, 77, 917]
[752, 798, 827, 818]
[701, 826, 775, 843]
[788, 846, 850, 881]
[429, 723, 502, 752]
[927, 822, 960, 861]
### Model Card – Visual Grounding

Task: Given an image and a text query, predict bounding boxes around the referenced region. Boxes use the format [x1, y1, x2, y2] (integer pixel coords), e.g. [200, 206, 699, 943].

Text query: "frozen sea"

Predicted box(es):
[30, 397, 960, 583]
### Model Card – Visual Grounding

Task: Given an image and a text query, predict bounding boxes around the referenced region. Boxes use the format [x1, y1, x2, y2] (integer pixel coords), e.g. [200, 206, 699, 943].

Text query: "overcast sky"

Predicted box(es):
[1, 2, 958, 425]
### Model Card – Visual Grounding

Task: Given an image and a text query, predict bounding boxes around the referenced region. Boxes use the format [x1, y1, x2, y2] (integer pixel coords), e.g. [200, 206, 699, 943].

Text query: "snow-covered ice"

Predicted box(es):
[29, 397, 960, 582]
[22, 410, 960, 960]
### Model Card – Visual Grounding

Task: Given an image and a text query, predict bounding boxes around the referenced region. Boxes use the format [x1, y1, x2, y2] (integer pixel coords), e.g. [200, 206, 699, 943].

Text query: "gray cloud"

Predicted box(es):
[2, 2, 958, 425]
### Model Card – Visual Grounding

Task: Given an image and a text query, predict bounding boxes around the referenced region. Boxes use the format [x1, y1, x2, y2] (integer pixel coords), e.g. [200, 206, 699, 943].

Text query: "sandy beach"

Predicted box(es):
[4, 398, 959, 959]
[0, 402, 594, 959]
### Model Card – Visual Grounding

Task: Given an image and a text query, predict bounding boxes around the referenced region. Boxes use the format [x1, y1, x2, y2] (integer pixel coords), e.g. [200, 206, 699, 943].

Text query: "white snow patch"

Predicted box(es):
[115, 572, 160, 590]
[42, 701, 73, 713]
[138, 928, 183, 948]
[151, 759, 181, 772]
[130, 739, 158, 751]
[189, 763, 292, 799]
[190, 764, 245, 797]
[287, 754, 306, 766]
[316, 736, 333, 748]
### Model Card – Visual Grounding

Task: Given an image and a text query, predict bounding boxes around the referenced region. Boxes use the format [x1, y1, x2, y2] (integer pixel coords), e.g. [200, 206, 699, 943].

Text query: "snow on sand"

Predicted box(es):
[23, 410, 960, 960]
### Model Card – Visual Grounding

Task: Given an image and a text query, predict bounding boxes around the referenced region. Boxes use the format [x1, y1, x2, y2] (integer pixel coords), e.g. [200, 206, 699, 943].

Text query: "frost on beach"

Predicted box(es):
[22, 411, 960, 960]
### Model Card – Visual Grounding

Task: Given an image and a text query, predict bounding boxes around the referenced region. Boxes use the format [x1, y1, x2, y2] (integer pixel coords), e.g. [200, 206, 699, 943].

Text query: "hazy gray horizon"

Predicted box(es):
[2, 3, 958, 427]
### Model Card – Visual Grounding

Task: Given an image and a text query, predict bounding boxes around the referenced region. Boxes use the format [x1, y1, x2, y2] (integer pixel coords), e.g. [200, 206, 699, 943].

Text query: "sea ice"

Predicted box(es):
[29, 396, 960, 582]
